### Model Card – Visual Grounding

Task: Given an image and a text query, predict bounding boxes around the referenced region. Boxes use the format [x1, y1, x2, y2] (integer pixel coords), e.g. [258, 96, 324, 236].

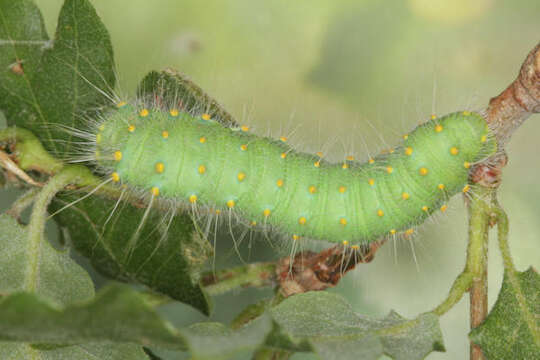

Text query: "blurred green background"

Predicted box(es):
[2, 0, 539, 358]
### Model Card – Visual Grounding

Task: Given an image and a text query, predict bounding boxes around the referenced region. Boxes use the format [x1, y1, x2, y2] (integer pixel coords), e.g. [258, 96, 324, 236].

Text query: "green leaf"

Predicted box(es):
[0, 342, 150, 360]
[0, 0, 115, 156]
[0, 214, 94, 305]
[269, 291, 445, 360]
[137, 69, 238, 127]
[0, 285, 273, 359]
[50, 194, 211, 314]
[470, 268, 540, 360]
[0, 0, 49, 128]
[0, 213, 148, 358]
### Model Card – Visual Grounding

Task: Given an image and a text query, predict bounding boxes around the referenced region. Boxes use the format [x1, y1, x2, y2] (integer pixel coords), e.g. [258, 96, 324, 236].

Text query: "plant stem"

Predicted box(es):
[25, 166, 84, 292]
[201, 262, 276, 296]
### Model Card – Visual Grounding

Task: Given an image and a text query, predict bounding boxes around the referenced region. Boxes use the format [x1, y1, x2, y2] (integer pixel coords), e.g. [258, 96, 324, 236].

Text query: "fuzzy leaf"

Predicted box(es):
[50, 194, 211, 314]
[0, 215, 148, 358]
[0, 214, 94, 305]
[0, 0, 115, 156]
[0, 285, 272, 359]
[269, 291, 445, 360]
[470, 268, 540, 360]
[137, 69, 238, 127]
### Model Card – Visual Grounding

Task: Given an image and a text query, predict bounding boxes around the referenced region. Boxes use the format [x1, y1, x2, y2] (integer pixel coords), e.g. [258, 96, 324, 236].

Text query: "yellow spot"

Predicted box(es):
[463, 111, 471, 116]
[402, 192, 410, 200]
[386, 166, 393, 174]
[215, 209, 221, 214]
[435, 124, 443, 132]
[280, 136, 287, 142]
[170, 109, 179, 117]
[342, 163, 349, 169]
[98, 124, 105, 131]
[438, 184, 445, 190]
[280, 152, 287, 159]
[464, 161, 471, 169]
[198, 165, 206, 174]
[263, 209, 271, 217]
[240, 144, 248, 151]
[298, 217, 307, 225]
[241, 125, 249, 132]
[419, 167, 428, 176]
[346, 155, 355, 161]
[422, 205, 429, 212]
[201, 113, 211, 121]
[389, 148, 395, 154]
[111, 172, 120, 182]
[450, 147, 459, 155]
[390, 229, 396, 235]
[155, 162, 165, 173]
[462, 184, 471, 193]
[116, 101, 127, 108]
[339, 186, 346, 193]
[276, 179, 284, 187]
[403, 134, 409, 140]
[96, 133, 102, 144]
[316, 151, 323, 157]
[292, 234, 299, 241]
[405, 228, 414, 236]
[309, 185, 317, 194]
[189, 195, 197, 203]
[481, 135, 487, 143]
[368, 178, 375, 186]
[151, 187, 160, 196]
[441, 204, 448, 212]
[314, 161, 321, 168]
[342, 240, 349, 246]
[368, 158, 375, 164]
[114, 151, 122, 161]
[351, 245, 360, 250]
[405, 147, 413, 156]
[431, 114, 437, 120]
[339, 218, 347, 226]
[139, 108, 149, 117]
[237, 172, 246, 181]
[199, 136, 206, 144]
[162, 130, 169, 139]
[128, 124, 135, 133]
[227, 200, 235, 208]
[251, 220, 257, 226]
[377, 209, 384, 217]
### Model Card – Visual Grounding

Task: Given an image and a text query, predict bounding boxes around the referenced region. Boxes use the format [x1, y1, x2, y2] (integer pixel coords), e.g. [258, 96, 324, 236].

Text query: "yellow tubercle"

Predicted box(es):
[226, 200, 235, 208]
[464, 161, 471, 169]
[116, 101, 127, 108]
[431, 114, 437, 120]
[276, 179, 284, 187]
[462, 184, 471, 193]
[111, 172, 120, 182]
[368, 158, 375, 164]
[405, 147, 413, 156]
[241, 125, 249, 132]
[298, 217, 306, 225]
[339, 186, 346, 193]
[450, 147, 459, 155]
[463, 111, 471, 116]
[402, 134, 409, 140]
[170, 109, 179, 117]
[201, 113, 211, 121]
[114, 151, 122, 161]
[199, 136, 206, 144]
[128, 124, 135, 133]
[155, 162, 164, 174]
[377, 209, 384, 217]
[351, 245, 360, 250]
[240, 144, 248, 151]
[314, 161, 321, 168]
[280, 136, 287, 142]
[292, 234, 300, 241]
[251, 220, 257, 226]
[386, 166, 393, 174]
[237, 172, 246, 181]
[161, 130, 169, 139]
[189, 195, 197, 203]
[419, 167, 428, 176]
[438, 184, 445, 190]
[402, 192, 410, 200]
[390, 229, 396, 235]
[139, 108, 149, 117]
[198, 165, 206, 174]
[339, 218, 347, 226]
[342, 163, 349, 169]
[151, 187, 160, 196]
[368, 178, 375, 186]
[342, 240, 349, 246]
[280, 152, 287, 159]
[441, 204, 448, 212]
[422, 205, 429, 212]
[481, 135, 487, 143]
[308, 185, 317, 194]
[263, 209, 271, 217]
[346, 155, 355, 161]
[316, 151, 323, 157]
[405, 228, 414, 236]
[435, 124, 443, 132]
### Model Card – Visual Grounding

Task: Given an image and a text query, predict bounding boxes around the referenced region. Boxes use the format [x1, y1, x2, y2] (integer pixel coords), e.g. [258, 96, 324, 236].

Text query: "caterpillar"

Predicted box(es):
[91, 101, 497, 247]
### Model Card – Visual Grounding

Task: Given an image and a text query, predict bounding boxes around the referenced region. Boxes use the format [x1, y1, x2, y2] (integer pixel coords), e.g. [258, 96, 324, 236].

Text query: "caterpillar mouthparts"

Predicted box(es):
[94, 104, 496, 245]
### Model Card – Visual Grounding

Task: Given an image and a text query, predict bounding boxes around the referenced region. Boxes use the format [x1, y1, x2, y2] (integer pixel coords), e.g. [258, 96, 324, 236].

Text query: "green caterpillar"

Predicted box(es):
[94, 103, 496, 246]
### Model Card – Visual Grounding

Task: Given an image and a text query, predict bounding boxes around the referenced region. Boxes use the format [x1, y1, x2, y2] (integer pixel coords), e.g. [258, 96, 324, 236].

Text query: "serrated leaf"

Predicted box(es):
[470, 268, 540, 360]
[50, 194, 211, 314]
[0, 285, 273, 359]
[0, 213, 148, 358]
[1, 0, 115, 156]
[269, 291, 444, 360]
[137, 69, 238, 127]
[0, 214, 94, 305]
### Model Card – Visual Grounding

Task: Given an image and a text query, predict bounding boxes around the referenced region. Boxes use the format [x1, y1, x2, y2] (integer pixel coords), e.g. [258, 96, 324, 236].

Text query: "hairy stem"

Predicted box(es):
[201, 263, 276, 296]
[25, 166, 85, 292]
